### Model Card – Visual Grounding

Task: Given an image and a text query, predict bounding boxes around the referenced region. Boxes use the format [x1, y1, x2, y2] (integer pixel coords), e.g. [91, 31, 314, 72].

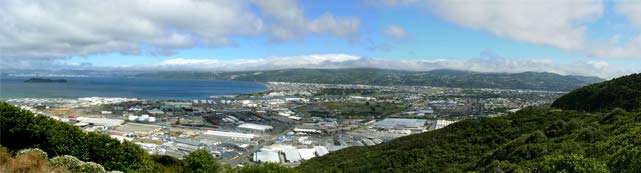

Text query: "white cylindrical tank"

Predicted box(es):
[128, 115, 138, 121]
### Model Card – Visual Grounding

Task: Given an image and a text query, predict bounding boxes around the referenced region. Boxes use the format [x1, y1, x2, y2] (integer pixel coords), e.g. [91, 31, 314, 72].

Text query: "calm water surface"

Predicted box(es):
[0, 76, 267, 100]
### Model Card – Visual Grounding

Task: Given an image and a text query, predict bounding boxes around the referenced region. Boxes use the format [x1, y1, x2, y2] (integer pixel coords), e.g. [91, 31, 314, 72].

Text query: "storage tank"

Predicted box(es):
[128, 115, 138, 121]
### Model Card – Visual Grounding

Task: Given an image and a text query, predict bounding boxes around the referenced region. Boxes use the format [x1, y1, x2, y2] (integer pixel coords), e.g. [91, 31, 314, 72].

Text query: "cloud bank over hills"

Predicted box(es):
[0, 53, 626, 78]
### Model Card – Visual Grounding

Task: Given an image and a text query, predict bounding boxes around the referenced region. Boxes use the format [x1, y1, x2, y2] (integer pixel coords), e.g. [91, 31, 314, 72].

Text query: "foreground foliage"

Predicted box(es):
[298, 107, 641, 172]
[0, 102, 297, 172]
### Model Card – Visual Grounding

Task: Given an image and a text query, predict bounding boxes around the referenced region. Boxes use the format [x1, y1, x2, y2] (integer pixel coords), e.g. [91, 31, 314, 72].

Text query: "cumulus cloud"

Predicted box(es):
[253, 0, 360, 41]
[0, 0, 360, 59]
[382, 25, 409, 40]
[428, 0, 603, 50]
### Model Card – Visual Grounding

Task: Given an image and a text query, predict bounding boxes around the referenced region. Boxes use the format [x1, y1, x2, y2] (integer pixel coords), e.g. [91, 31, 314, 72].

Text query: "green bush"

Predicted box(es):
[79, 162, 107, 173]
[17, 148, 48, 160]
[50, 155, 83, 172]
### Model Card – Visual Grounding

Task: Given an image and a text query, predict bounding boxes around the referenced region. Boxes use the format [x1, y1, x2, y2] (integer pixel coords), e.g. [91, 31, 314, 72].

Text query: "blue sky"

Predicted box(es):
[2, 0, 641, 78]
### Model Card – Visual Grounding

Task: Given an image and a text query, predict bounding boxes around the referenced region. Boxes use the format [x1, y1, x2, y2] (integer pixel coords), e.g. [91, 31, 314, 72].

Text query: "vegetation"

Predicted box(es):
[297, 107, 641, 172]
[298, 74, 641, 172]
[24, 78, 68, 83]
[133, 68, 603, 91]
[552, 73, 641, 112]
[184, 149, 220, 173]
[0, 102, 295, 173]
[297, 101, 408, 118]
[0, 146, 68, 173]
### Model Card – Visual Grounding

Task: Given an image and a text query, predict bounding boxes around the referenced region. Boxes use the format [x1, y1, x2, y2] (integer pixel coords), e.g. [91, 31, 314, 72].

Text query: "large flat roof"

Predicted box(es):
[375, 118, 427, 129]
[282, 148, 301, 162]
[238, 123, 273, 131]
[203, 130, 257, 139]
[253, 151, 280, 163]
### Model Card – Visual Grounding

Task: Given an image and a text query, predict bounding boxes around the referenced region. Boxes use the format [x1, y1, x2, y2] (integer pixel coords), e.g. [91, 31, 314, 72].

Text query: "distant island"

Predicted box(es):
[24, 78, 68, 83]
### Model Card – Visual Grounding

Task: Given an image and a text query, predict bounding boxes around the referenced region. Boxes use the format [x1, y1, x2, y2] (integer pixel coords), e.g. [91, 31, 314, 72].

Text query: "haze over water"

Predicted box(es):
[0, 76, 267, 100]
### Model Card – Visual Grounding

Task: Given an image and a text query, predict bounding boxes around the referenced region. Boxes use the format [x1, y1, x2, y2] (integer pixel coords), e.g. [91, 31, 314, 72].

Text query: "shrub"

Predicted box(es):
[80, 162, 107, 173]
[50, 155, 84, 172]
[17, 148, 48, 160]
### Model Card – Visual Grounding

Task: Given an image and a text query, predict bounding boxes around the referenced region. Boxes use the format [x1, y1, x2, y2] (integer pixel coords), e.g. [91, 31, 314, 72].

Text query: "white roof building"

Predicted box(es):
[434, 120, 457, 130]
[253, 151, 280, 163]
[203, 130, 258, 141]
[374, 118, 427, 130]
[282, 148, 302, 162]
[76, 117, 124, 127]
[238, 123, 273, 132]
[313, 146, 329, 156]
[298, 148, 317, 160]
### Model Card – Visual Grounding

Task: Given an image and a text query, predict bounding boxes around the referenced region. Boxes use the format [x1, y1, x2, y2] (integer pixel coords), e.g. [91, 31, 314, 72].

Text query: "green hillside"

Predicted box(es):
[552, 73, 641, 112]
[297, 74, 641, 173]
[133, 68, 604, 91]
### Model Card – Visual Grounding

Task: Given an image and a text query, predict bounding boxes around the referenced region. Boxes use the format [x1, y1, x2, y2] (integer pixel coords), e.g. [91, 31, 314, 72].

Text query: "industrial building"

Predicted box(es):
[75, 117, 124, 127]
[237, 123, 273, 133]
[281, 147, 302, 163]
[313, 146, 329, 156]
[202, 130, 258, 141]
[298, 148, 317, 160]
[434, 120, 457, 130]
[253, 151, 280, 163]
[374, 118, 427, 131]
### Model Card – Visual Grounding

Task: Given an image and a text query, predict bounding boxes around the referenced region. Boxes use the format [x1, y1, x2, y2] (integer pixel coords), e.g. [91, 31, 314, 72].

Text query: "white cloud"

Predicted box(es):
[382, 25, 409, 40]
[2, 52, 629, 78]
[428, 0, 603, 50]
[0, 0, 360, 59]
[252, 0, 360, 41]
[117, 54, 625, 78]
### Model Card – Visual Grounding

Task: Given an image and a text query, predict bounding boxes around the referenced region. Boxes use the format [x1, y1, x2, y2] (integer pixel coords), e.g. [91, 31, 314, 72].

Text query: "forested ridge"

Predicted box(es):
[552, 73, 641, 112]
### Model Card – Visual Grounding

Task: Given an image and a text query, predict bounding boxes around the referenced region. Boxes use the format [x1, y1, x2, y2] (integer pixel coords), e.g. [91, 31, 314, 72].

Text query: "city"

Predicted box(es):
[3, 0, 641, 172]
[5, 81, 564, 167]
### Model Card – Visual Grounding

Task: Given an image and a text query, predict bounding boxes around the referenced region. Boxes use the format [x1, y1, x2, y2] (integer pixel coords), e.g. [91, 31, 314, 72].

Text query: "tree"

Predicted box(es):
[541, 154, 609, 173]
[184, 149, 219, 173]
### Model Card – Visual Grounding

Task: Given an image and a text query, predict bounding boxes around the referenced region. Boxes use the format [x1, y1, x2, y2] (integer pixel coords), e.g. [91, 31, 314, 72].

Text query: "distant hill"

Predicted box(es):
[133, 68, 604, 91]
[296, 74, 641, 173]
[552, 73, 641, 112]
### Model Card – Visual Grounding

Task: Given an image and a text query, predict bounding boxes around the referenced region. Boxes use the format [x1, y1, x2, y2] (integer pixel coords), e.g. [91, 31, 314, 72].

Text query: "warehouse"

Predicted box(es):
[282, 147, 302, 163]
[434, 119, 457, 130]
[374, 118, 427, 131]
[76, 117, 124, 127]
[202, 130, 258, 141]
[298, 148, 317, 160]
[237, 123, 273, 133]
[252, 151, 280, 163]
[313, 146, 329, 156]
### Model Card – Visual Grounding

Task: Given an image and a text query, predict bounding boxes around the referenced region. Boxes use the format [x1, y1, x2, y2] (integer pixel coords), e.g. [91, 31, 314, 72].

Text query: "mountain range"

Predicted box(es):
[133, 68, 604, 91]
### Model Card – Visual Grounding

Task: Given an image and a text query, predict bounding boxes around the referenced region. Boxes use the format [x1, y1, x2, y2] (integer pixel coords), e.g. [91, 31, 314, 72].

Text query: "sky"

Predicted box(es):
[1, 0, 641, 78]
